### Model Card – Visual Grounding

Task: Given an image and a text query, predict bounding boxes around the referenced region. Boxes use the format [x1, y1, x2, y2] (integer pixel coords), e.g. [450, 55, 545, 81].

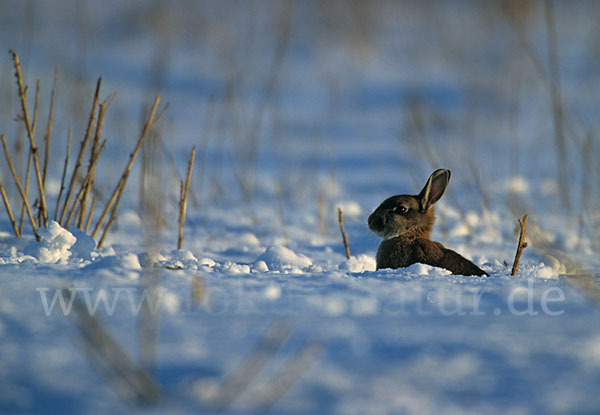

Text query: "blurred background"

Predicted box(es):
[0, 0, 599, 252]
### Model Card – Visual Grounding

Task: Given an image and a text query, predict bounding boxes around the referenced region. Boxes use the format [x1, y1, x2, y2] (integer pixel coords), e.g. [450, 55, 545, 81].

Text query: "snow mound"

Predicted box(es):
[69, 227, 96, 261]
[239, 232, 260, 247]
[155, 249, 199, 270]
[339, 254, 376, 273]
[24, 221, 96, 264]
[256, 245, 312, 271]
[405, 263, 452, 276]
[83, 252, 142, 280]
[253, 260, 269, 272]
[222, 261, 251, 274]
[534, 263, 559, 279]
[199, 257, 216, 268]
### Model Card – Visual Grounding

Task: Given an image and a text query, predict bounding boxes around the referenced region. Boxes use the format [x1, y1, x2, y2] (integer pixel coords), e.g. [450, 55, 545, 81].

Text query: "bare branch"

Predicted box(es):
[511, 214, 528, 276]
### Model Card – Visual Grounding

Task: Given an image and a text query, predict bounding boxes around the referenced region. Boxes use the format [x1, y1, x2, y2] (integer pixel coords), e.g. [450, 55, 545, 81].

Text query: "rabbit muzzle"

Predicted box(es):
[368, 210, 398, 239]
[368, 213, 385, 236]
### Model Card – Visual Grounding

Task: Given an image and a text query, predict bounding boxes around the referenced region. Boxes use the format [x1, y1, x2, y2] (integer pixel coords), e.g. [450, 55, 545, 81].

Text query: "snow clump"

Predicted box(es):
[24, 221, 93, 264]
[256, 245, 312, 272]
[338, 254, 376, 273]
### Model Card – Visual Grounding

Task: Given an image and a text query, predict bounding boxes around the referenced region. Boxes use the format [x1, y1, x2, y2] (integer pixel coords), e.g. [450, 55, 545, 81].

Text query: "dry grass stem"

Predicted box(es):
[9, 49, 48, 227]
[0, 176, 20, 237]
[544, 0, 570, 210]
[191, 276, 205, 306]
[94, 96, 162, 248]
[32, 80, 41, 137]
[18, 81, 40, 232]
[317, 190, 326, 234]
[59, 77, 102, 226]
[337, 207, 351, 259]
[527, 224, 600, 306]
[1, 134, 39, 240]
[209, 319, 293, 411]
[252, 340, 324, 412]
[277, 183, 289, 246]
[42, 70, 58, 186]
[178, 146, 195, 250]
[64, 140, 106, 229]
[54, 129, 72, 222]
[18, 147, 33, 234]
[84, 191, 98, 233]
[138, 267, 161, 373]
[78, 101, 108, 229]
[66, 288, 160, 404]
[511, 214, 528, 276]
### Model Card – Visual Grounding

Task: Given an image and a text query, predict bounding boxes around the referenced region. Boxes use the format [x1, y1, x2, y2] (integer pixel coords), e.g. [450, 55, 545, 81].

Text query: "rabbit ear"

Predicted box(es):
[418, 169, 451, 211]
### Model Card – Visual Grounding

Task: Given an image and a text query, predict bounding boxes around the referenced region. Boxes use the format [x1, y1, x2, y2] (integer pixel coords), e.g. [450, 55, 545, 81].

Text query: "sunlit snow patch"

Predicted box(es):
[256, 245, 312, 272]
[339, 254, 376, 273]
[83, 252, 142, 280]
[24, 221, 95, 264]
[69, 227, 96, 261]
[404, 263, 452, 276]
[253, 260, 269, 272]
[141, 249, 199, 270]
[534, 263, 559, 279]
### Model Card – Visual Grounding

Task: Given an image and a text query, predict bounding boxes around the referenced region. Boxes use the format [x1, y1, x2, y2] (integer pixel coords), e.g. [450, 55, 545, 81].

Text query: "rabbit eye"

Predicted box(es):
[393, 206, 408, 214]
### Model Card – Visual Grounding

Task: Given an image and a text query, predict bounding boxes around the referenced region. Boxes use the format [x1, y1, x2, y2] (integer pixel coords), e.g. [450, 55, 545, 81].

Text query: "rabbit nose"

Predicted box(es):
[368, 214, 384, 231]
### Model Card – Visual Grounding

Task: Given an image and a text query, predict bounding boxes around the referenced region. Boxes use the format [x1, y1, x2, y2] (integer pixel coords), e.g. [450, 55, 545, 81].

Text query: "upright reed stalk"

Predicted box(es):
[0, 176, 20, 237]
[9, 49, 48, 227]
[54, 129, 72, 222]
[58, 77, 102, 226]
[18, 81, 40, 232]
[42, 70, 58, 186]
[1, 134, 39, 240]
[94, 96, 162, 247]
[178, 146, 195, 250]
[78, 101, 108, 229]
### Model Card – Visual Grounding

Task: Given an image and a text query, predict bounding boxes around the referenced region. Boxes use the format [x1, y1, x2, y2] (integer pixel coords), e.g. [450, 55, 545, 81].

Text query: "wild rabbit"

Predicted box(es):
[368, 169, 488, 276]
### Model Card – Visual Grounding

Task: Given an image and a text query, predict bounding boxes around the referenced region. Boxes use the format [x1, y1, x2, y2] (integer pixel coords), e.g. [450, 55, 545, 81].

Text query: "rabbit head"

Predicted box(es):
[368, 169, 451, 240]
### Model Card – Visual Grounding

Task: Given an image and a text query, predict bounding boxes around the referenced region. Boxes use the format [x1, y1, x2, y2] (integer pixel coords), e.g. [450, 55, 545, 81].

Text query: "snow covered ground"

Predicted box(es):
[1, 1, 600, 414]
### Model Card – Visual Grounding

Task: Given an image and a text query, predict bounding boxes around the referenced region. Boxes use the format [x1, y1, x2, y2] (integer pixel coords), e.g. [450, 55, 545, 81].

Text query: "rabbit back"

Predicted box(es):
[377, 237, 487, 276]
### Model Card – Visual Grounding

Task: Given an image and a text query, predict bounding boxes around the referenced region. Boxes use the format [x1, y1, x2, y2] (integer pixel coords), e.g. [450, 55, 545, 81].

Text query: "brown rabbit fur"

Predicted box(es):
[368, 169, 488, 276]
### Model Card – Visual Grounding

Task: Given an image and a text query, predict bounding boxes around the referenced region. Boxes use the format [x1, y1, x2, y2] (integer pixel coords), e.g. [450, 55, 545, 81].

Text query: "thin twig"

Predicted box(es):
[178, 146, 195, 250]
[84, 191, 98, 234]
[64, 140, 107, 230]
[0, 176, 20, 237]
[527, 224, 600, 307]
[65, 288, 160, 404]
[54, 129, 72, 222]
[544, 0, 570, 210]
[59, 77, 102, 226]
[209, 319, 294, 411]
[18, 148, 33, 235]
[1, 134, 39, 240]
[42, 69, 58, 186]
[511, 214, 528, 276]
[78, 101, 108, 229]
[94, 96, 162, 247]
[252, 340, 324, 412]
[190, 275, 205, 306]
[18, 81, 40, 232]
[9, 49, 48, 227]
[32, 80, 41, 138]
[338, 207, 351, 259]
